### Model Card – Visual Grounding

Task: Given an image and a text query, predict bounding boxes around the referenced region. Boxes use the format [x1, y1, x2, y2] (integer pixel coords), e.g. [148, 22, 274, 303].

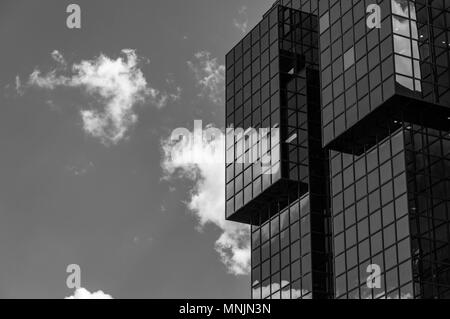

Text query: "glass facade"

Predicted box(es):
[319, 0, 396, 147]
[225, 4, 323, 223]
[392, 0, 423, 92]
[319, 0, 450, 150]
[405, 123, 450, 298]
[391, 0, 450, 105]
[251, 194, 314, 299]
[226, 2, 332, 299]
[226, 0, 450, 299]
[225, 5, 285, 222]
[321, 0, 450, 299]
[330, 121, 450, 299]
[330, 128, 414, 299]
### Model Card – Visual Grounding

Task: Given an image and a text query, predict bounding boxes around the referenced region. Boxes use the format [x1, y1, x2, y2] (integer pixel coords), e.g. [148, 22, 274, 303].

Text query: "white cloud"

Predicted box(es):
[27, 49, 178, 145]
[233, 6, 249, 34]
[188, 51, 225, 106]
[161, 126, 250, 276]
[65, 288, 113, 299]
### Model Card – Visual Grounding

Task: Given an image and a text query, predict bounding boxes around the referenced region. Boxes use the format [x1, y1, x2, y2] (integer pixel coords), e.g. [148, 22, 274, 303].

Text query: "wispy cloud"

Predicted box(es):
[161, 126, 250, 276]
[51, 50, 66, 66]
[66, 161, 95, 177]
[233, 6, 249, 35]
[3, 75, 24, 97]
[65, 288, 113, 299]
[188, 51, 225, 106]
[26, 49, 179, 145]
[15, 75, 23, 96]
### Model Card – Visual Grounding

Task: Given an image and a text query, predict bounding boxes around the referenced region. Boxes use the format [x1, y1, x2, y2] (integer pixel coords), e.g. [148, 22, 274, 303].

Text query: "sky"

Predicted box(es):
[0, 0, 275, 299]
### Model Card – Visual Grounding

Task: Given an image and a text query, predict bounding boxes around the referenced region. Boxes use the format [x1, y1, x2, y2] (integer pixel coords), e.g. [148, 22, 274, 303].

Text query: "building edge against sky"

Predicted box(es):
[225, 0, 450, 299]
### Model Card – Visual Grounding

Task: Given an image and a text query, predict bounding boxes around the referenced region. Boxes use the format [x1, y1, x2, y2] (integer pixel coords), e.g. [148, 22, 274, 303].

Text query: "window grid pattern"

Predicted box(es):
[272, 0, 319, 15]
[330, 129, 415, 299]
[229, 0, 450, 300]
[225, 5, 320, 221]
[393, 0, 423, 92]
[319, 0, 396, 146]
[251, 195, 313, 299]
[232, 1, 332, 300]
[319, 0, 450, 147]
[405, 124, 450, 298]
[226, 5, 282, 219]
[392, 0, 450, 105]
[278, 6, 319, 185]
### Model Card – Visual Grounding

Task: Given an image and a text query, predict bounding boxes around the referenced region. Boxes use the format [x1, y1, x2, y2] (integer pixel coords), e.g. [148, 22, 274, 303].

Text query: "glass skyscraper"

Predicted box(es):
[226, 0, 450, 299]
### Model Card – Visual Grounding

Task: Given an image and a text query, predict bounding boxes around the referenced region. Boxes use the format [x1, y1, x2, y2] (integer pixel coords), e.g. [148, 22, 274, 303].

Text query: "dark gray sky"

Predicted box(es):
[0, 0, 274, 298]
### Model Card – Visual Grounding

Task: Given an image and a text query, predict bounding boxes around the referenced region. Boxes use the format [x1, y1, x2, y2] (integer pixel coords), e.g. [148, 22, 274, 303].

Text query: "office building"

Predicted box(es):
[226, 0, 450, 299]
